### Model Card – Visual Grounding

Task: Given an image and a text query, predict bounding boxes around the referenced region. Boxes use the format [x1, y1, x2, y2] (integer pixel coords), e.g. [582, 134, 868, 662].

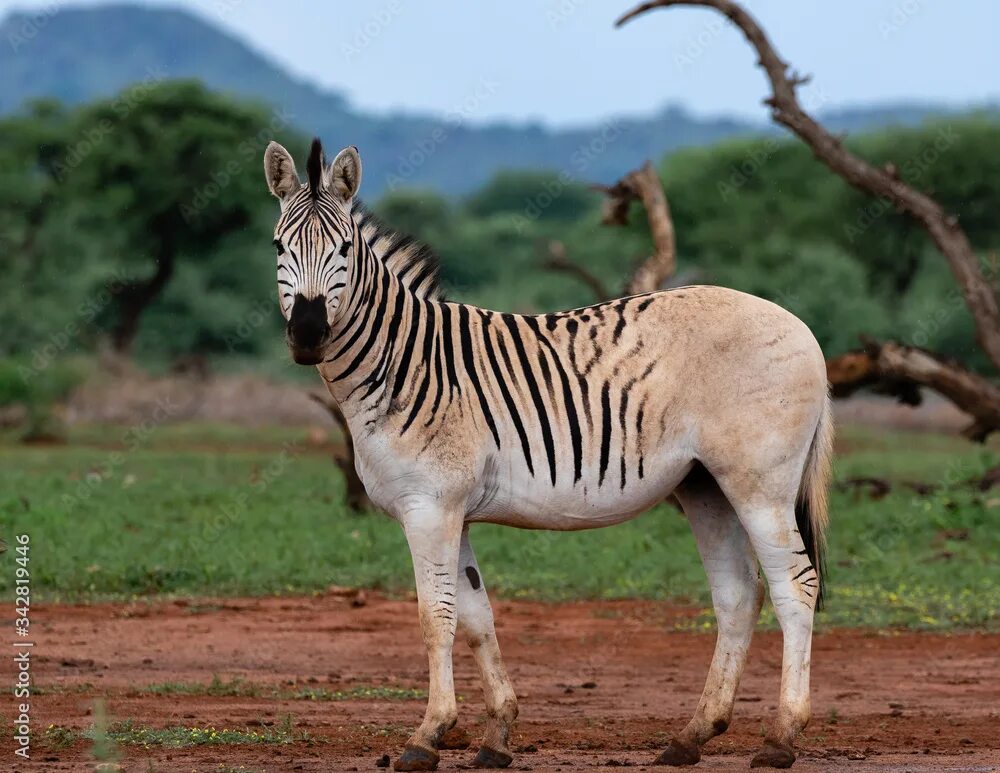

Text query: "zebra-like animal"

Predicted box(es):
[264, 139, 833, 771]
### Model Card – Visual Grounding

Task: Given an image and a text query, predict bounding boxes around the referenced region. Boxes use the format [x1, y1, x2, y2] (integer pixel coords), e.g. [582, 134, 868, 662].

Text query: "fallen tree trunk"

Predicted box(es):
[826, 341, 1000, 441]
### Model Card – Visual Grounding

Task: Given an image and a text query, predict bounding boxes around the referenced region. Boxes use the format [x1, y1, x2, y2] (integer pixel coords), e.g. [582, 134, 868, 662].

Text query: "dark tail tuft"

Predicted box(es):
[797, 395, 833, 609]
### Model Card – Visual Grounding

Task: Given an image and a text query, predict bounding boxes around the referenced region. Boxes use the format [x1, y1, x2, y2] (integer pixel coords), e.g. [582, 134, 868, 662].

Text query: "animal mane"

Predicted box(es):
[352, 201, 443, 301]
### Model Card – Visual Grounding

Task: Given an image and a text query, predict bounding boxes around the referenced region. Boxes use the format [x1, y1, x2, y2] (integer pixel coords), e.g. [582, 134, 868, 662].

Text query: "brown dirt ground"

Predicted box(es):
[9, 595, 1000, 772]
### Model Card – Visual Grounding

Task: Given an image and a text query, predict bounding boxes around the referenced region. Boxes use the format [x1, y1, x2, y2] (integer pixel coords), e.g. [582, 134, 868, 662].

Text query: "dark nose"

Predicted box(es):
[287, 294, 330, 364]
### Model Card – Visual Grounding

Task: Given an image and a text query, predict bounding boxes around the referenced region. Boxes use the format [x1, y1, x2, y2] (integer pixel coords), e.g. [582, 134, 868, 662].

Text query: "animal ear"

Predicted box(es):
[263, 141, 299, 199]
[328, 146, 362, 203]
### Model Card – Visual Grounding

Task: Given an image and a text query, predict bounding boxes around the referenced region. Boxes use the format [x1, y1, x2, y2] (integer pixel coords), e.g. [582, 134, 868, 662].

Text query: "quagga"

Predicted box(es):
[264, 139, 833, 771]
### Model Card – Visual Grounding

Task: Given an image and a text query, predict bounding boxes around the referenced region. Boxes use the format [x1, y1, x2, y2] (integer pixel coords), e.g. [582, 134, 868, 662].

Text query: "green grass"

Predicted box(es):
[1, 423, 998, 629]
[44, 715, 304, 750]
[94, 718, 300, 747]
[135, 676, 425, 701]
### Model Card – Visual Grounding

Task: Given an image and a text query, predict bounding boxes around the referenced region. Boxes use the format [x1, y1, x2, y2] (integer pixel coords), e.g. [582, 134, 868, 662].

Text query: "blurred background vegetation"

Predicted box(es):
[3, 80, 999, 384]
[0, 4, 998, 629]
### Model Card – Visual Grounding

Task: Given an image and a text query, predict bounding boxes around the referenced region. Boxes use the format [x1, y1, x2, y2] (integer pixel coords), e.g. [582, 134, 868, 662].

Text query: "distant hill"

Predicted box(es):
[0, 4, 980, 196]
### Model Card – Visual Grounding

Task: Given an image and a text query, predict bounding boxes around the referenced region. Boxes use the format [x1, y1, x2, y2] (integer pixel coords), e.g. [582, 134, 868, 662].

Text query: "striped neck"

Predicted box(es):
[318, 228, 418, 416]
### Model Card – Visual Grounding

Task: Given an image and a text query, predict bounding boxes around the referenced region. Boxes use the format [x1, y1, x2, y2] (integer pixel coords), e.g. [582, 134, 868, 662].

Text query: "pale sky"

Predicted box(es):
[4, 0, 998, 126]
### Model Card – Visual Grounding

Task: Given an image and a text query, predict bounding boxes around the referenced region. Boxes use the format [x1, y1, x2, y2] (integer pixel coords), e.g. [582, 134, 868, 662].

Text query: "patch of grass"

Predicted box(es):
[43, 724, 79, 750]
[135, 677, 425, 702]
[1, 423, 998, 629]
[142, 675, 260, 697]
[88, 715, 302, 747]
[290, 685, 425, 701]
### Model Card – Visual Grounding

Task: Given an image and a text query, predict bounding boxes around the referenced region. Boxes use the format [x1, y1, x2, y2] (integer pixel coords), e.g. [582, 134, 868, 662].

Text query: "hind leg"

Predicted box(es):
[729, 497, 819, 769]
[656, 467, 764, 766]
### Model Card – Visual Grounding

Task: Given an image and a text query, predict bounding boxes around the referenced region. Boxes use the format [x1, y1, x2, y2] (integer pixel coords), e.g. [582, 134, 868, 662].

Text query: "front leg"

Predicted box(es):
[457, 527, 518, 768]
[395, 504, 464, 772]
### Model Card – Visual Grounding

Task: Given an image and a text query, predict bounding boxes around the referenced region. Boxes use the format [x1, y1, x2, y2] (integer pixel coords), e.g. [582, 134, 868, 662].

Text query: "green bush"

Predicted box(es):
[0, 356, 90, 440]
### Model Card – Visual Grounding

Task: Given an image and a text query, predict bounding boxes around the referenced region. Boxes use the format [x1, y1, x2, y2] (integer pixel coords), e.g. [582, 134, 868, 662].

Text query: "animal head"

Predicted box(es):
[263, 138, 362, 365]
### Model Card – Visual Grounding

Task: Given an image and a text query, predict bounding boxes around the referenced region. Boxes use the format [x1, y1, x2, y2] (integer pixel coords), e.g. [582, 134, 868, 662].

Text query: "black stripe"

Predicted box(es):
[524, 316, 583, 483]
[503, 314, 557, 485]
[599, 381, 612, 487]
[636, 398, 646, 480]
[792, 565, 815, 581]
[361, 279, 409, 397]
[390, 294, 423, 402]
[425, 309, 447, 426]
[458, 305, 500, 448]
[612, 301, 628, 344]
[401, 301, 438, 434]
[440, 304, 461, 399]
[330, 266, 392, 382]
[480, 312, 534, 476]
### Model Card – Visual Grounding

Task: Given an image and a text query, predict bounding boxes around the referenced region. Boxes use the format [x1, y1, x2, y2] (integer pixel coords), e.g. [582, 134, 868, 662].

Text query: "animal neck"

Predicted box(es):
[318, 236, 422, 423]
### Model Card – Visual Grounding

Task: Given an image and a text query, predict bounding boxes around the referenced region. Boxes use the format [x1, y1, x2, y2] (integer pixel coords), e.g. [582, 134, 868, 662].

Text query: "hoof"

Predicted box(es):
[750, 742, 796, 769]
[394, 745, 439, 771]
[654, 738, 701, 766]
[471, 746, 513, 768]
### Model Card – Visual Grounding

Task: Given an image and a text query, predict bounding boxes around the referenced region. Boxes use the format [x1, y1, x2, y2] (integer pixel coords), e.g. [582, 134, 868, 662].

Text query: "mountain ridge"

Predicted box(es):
[1, 4, 986, 195]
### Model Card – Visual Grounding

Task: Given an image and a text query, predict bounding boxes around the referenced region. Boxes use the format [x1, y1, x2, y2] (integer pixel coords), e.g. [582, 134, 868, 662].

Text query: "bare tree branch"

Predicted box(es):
[541, 240, 612, 300]
[595, 161, 678, 295]
[616, 0, 1000, 370]
[542, 160, 680, 300]
[827, 341, 1000, 442]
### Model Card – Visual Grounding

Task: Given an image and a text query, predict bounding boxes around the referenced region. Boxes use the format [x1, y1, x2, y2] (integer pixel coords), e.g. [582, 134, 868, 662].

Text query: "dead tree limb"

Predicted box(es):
[541, 161, 678, 300]
[309, 392, 372, 512]
[542, 240, 612, 300]
[616, 0, 1000, 370]
[827, 341, 1000, 441]
[595, 160, 678, 295]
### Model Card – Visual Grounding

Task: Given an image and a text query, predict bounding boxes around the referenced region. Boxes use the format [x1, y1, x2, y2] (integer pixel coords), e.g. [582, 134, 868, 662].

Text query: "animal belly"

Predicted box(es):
[469, 458, 693, 531]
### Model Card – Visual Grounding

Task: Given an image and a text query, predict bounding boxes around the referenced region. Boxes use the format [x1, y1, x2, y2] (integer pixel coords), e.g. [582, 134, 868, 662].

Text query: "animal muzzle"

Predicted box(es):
[287, 294, 331, 365]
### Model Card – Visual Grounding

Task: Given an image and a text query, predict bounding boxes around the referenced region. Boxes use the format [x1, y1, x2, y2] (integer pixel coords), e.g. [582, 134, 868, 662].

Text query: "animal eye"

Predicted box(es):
[273, 239, 285, 255]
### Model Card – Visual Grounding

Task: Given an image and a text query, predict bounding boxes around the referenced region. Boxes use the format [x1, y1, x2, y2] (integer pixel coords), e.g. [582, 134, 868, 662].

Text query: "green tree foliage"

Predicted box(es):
[0, 82, 997, 372]
[0, 81, 300, 362]
[463, 170, 600, 222]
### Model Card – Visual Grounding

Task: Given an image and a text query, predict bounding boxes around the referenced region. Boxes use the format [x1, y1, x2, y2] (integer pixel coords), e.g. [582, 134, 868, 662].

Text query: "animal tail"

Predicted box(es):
[796, 393, 834, 609]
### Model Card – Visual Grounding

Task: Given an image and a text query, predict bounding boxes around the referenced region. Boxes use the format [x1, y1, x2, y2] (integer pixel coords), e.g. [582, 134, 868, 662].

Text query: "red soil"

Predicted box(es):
[9, 594, 999, 772]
